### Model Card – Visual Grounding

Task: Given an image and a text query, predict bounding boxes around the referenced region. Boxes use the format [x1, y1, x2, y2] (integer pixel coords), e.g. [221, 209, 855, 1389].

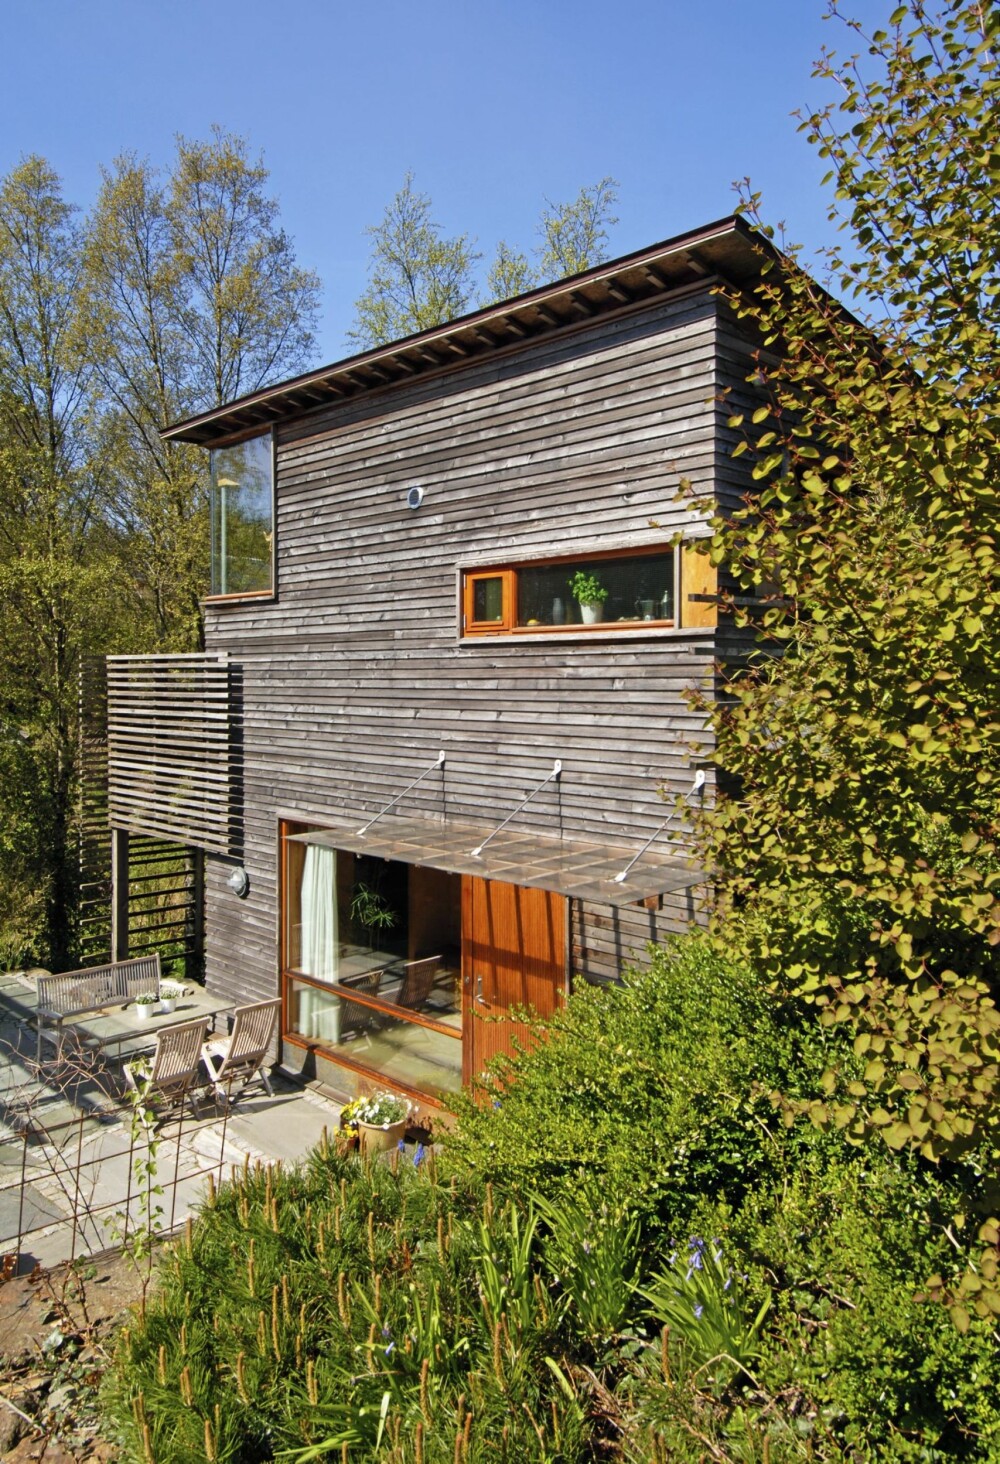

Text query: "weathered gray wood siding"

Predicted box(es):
[202, 286, 740, 1006]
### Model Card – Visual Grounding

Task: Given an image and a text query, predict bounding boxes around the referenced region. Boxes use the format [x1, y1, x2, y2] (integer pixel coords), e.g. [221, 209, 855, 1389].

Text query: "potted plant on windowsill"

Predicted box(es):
[569, 570, 609, 626]
[343, 1092, 411, 1154]
[133, 992, 160, 1023]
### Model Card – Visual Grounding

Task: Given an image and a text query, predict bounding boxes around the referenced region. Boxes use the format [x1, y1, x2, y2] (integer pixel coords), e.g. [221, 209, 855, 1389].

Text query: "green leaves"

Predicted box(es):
[691, 0, 1000, 1321]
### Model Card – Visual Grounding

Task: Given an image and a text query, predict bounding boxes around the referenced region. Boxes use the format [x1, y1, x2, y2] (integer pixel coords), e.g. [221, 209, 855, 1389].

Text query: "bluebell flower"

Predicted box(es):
[412, 1142, 426, 1167]
[384, 1341, 395, 1355]
[694, 1304, 703, 1319]
[397, 1138, 406, 1151]
[382, 1323, 392, 1339]
[492, 1099, 502, 1110]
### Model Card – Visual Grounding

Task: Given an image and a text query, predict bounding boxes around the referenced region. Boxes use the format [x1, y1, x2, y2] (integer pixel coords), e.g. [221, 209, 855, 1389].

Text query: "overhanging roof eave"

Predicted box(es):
[162, 213, 772, 448]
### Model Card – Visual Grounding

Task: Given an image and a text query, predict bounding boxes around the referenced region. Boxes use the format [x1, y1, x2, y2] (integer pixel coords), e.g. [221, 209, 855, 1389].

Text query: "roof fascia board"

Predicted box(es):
[163, 214, 769, 446]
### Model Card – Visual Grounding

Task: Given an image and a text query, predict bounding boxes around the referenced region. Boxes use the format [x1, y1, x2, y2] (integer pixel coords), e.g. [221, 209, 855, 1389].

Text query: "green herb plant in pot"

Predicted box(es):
[569, 570, 609, 625]
[343, 1091, 411, 1154]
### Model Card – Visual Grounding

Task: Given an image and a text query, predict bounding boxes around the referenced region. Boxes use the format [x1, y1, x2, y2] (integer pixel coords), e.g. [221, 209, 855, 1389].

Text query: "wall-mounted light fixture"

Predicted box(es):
[226, 866, 250, 898]
[406, 484, 424, 510]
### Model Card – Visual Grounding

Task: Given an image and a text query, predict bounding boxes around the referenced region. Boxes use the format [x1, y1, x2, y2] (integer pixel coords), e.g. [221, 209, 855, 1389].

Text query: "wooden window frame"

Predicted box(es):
[463, 569, 514, 634]
[460, 545, 679, 638]
[278, 820, 460, 1111]
[205, 426, 276, 604]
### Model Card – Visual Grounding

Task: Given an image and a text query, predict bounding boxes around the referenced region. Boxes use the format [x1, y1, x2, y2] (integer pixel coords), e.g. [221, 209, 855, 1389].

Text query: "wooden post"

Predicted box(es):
[110, 827, 130, 963]
[188, 847, 205, 984]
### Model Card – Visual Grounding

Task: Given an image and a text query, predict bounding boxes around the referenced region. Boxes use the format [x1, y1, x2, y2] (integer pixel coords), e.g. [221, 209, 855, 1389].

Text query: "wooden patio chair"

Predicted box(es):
[338, 968, 384, 1043]
[124, 1016, 210, 1121]
[201, 998, 280, 1106]
[395, 955, 441, 1011]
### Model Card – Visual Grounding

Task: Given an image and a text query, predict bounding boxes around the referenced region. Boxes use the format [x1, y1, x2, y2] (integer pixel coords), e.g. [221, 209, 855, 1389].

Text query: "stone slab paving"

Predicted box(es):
[0, 970, 344, 1267]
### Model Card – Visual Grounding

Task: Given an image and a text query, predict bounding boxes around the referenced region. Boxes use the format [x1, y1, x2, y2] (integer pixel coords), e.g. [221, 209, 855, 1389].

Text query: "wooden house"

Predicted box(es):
[104, 214, 769, 1115]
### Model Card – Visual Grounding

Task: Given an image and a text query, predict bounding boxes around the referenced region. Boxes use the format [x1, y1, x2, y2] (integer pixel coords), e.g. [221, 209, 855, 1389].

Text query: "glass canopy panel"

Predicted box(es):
[209, 432, 274, 595]
[287, 816, 704, 906]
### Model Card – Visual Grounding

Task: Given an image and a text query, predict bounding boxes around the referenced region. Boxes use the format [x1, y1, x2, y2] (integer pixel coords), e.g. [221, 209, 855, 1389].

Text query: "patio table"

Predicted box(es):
[46, 986, 233, 1072]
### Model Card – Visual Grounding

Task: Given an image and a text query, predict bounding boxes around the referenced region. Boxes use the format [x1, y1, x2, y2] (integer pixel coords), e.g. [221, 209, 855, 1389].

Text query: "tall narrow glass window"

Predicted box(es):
[209, 431, 274, 596]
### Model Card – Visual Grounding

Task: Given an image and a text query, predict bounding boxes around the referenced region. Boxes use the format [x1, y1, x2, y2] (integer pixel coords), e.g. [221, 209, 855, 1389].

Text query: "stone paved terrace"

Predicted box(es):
[0, 968, 343, 1270]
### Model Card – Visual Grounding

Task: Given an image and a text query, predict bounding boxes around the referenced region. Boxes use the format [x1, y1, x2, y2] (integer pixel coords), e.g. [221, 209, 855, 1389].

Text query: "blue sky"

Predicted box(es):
[1, 1, 885, 363]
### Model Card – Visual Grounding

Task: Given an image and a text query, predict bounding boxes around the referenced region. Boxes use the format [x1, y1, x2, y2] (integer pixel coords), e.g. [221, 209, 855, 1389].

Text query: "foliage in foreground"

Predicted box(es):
[685, 0, 1000, 1310]
[106, 938, 1000, 1461]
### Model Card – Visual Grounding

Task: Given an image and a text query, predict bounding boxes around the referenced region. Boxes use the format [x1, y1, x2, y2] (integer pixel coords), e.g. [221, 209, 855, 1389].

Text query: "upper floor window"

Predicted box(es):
[209, 430, 274, 598]
[462, 548, 675, 636]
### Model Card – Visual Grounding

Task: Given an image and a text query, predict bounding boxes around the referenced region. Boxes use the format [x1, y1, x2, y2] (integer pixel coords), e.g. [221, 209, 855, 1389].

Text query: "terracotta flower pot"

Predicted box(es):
[357, 1117, 407, 1154]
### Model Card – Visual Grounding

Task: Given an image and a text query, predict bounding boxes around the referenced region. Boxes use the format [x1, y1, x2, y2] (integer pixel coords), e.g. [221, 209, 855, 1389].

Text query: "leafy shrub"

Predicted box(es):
[446, 936, 826, 1236]
[734, 1146, 1000, 1459]
[104, 1144, 593, 1462]
[105, 934, 1000, 1461]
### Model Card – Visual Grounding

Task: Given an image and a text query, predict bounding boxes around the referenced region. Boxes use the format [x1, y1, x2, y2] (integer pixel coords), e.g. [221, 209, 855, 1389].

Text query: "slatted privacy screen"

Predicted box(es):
[107, 654, 237, 854]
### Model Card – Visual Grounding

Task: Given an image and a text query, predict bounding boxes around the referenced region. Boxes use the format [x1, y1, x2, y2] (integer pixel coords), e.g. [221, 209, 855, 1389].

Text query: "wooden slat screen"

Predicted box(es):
[107, 654, 237, 854]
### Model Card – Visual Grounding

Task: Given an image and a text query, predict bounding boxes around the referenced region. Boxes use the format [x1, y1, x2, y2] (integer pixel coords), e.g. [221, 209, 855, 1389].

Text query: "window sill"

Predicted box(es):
[458, 624, 715, 646]
[204, 590, 277, 606]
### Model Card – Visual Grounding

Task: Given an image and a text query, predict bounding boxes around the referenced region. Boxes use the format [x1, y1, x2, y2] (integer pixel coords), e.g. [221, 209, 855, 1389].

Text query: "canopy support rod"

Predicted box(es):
[470, 761, 562, 858]
[611, 771, 705, 885]
[356, 752, 446, 837]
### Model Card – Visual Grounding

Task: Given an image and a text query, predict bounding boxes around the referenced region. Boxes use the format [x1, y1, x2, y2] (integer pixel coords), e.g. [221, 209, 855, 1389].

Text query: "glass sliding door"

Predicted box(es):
[281, 824, 463, 1103]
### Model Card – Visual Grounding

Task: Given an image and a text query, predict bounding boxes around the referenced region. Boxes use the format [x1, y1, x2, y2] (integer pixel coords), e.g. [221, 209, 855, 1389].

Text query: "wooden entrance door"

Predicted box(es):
[462, 876, 566, 1084]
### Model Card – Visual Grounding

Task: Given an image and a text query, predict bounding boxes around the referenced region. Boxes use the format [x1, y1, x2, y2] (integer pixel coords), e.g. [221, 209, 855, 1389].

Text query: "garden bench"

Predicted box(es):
[34, 954, 162, 1061]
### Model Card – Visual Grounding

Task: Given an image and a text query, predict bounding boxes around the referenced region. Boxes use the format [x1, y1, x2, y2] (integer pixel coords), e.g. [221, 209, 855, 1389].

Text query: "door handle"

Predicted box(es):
[475, 973, 488, 1006]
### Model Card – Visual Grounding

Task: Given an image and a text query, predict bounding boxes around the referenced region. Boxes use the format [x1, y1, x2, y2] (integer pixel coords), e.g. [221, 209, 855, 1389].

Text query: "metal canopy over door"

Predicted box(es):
[462, 876, 566, 1084]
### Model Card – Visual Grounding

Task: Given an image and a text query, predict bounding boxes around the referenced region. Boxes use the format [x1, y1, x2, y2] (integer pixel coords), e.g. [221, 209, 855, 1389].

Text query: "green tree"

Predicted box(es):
[0, 159, 122, 964]
[481, 178, 620, 305]
[350, 172, 480, 347]
[482, 238, 536, 304]
[168, 126, 320, 407]
[536, 175, 619, 281]
[691, 0, 1000, 1322]
[356, 174, 621, 334]
[83, 132, 320, 648]
[0, 135, 320, 964]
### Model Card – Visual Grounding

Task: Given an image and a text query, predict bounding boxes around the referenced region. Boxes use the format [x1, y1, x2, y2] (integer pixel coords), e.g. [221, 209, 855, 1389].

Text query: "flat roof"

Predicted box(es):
[287, 814, 706, 907]
[163, 214, 771, 448]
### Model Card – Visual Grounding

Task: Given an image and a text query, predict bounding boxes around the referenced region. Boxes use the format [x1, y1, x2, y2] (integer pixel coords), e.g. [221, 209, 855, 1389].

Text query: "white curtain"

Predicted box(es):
[298, 845, 342, 1042]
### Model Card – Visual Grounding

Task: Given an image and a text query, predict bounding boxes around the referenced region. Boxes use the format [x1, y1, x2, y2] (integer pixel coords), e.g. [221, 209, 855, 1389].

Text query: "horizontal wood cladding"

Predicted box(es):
[107, 655, 240, 855]
[571, 890, 705, 988]
[196, 290, 734, 1004]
